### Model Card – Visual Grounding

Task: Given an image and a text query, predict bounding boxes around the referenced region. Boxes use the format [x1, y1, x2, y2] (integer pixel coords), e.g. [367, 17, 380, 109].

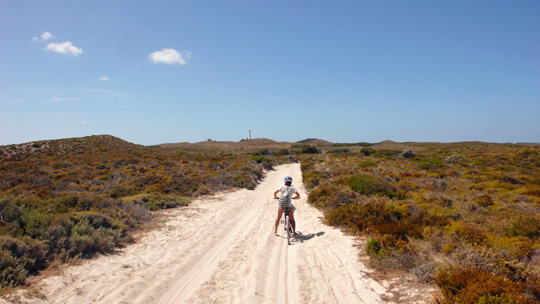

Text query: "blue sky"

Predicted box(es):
[1, 1, 539, 146]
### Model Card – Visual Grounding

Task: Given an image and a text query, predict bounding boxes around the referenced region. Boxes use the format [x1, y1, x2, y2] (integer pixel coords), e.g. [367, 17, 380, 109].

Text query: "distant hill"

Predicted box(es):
[159, 138, 292, 150]
[296, 138, 333, 146]
[0, 135, 142, 159]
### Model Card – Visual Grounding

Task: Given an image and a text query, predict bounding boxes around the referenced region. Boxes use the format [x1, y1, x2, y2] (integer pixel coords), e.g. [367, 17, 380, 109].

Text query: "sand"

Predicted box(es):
[4, 163, 414, 303]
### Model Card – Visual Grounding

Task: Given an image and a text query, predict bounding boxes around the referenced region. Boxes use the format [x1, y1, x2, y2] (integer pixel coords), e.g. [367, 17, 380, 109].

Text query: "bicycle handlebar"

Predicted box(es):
[274, 197, 300, 199]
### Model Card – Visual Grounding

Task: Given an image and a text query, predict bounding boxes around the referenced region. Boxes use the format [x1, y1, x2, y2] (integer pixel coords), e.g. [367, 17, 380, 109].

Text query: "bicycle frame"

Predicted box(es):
[283, 207, 292, 245]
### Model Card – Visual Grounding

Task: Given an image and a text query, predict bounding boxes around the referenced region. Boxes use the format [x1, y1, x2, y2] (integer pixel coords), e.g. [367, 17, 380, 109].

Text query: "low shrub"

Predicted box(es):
[251, 155, 273, 169]
[434, 268, 530, 304]
[302, 170, 325, 190]
[418, 157, 446, 170]
[360, 147, 375, 156]
[68, 220, 119, 258]
[472, 194, 494, 207]
[490, 236, 536, 260]
[368, 247, 420, 272]
[346, 174, 394, 197]
[446, 222, 487, 245]
[253, 149, 271, 156]
[42, 221, 71, 260]
[146, 195, 189, 211]
[298, 146, 320, 154]
[374, 149, 402, 157]
[272, 148, 290, 156]
[307, 183, 356, 209]
[325, 200, 443, 238]
[0, 236, 46, 287]
[506, 216, 540, 240]
[358, 160, 376, 168]
[366, 234, 407, 256]
[410, 260, 439, 283]
[233, 173, 258, 190]
[327, 148, 350, 154]
[0, 248, 27, 286]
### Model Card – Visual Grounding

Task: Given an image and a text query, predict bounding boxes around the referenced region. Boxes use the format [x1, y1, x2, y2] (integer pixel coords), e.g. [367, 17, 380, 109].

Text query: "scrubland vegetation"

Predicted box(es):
[3, 135, 539, 303]
[0, 135, 295, 288]
[301, 142, 540, 303]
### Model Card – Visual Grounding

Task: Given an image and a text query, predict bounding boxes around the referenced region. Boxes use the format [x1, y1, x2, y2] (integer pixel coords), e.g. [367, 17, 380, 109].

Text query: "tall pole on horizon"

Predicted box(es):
[249, 129, 251, 140]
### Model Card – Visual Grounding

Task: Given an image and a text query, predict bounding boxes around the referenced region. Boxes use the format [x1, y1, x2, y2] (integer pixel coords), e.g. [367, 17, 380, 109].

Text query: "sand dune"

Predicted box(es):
[5, 164, 431, 303]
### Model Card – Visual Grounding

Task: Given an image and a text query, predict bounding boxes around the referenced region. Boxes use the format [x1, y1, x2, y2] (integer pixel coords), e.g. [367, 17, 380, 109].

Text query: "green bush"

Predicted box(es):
[302, 171, 324, 190]
[0, 249, 27, 286]
[366, 234, 407, 256]
[272, 148, 290, 156]
[146, 195, 189, 211]
[0, 236, 46, 287]
[233, 174, 258, 190]
[490, 237, 535, 260]
[68, 220, 121, 258]
[251, 155, 273, 169]
[506, 216, 540, 240]
[418, 157, 445, 170]
[327, 148, 350, 154]
[374, 149, 402, 157]
[42, 221, 71, 259]
[360, 147, 375, 156]
[298, 146, 320, 154]
[346, 174, 393, 197]
[22, 209, 50, 238]
[358, 160, 376, 168]
[253, 149, 270, 156]
[446, 222, 487, 245]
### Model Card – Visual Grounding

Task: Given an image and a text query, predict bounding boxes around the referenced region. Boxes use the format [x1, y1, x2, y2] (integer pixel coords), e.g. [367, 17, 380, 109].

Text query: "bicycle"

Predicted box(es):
[279, 197, 299, 245]
[282, 207, 293, 245]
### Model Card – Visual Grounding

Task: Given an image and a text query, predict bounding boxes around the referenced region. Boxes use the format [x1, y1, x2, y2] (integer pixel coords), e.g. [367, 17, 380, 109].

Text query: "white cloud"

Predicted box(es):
[149, 48, 188, 64]
[46, 41, 83, 56]
[33, 31, 54, 41]
[99, 76, 110, 81]
[80, 120, 87, 124]
[50, 96, 80, 102]
[41, 32, 53, 40]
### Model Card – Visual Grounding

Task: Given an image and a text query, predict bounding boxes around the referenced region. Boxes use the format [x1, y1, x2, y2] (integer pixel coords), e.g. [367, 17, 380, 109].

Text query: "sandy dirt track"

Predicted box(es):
[7, 163, 401, 304]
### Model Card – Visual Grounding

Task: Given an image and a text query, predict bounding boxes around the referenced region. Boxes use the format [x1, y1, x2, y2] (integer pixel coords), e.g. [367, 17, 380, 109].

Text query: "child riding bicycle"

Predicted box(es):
[273, 176, 300, 236]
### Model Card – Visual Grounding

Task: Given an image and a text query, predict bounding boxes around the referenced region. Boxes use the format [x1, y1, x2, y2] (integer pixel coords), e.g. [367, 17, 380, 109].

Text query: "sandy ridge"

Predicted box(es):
[5, 163, 393, 304]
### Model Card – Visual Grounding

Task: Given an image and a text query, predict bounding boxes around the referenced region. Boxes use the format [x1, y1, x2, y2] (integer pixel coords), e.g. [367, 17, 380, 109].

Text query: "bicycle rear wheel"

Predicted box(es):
[286, 215, 291, 245]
